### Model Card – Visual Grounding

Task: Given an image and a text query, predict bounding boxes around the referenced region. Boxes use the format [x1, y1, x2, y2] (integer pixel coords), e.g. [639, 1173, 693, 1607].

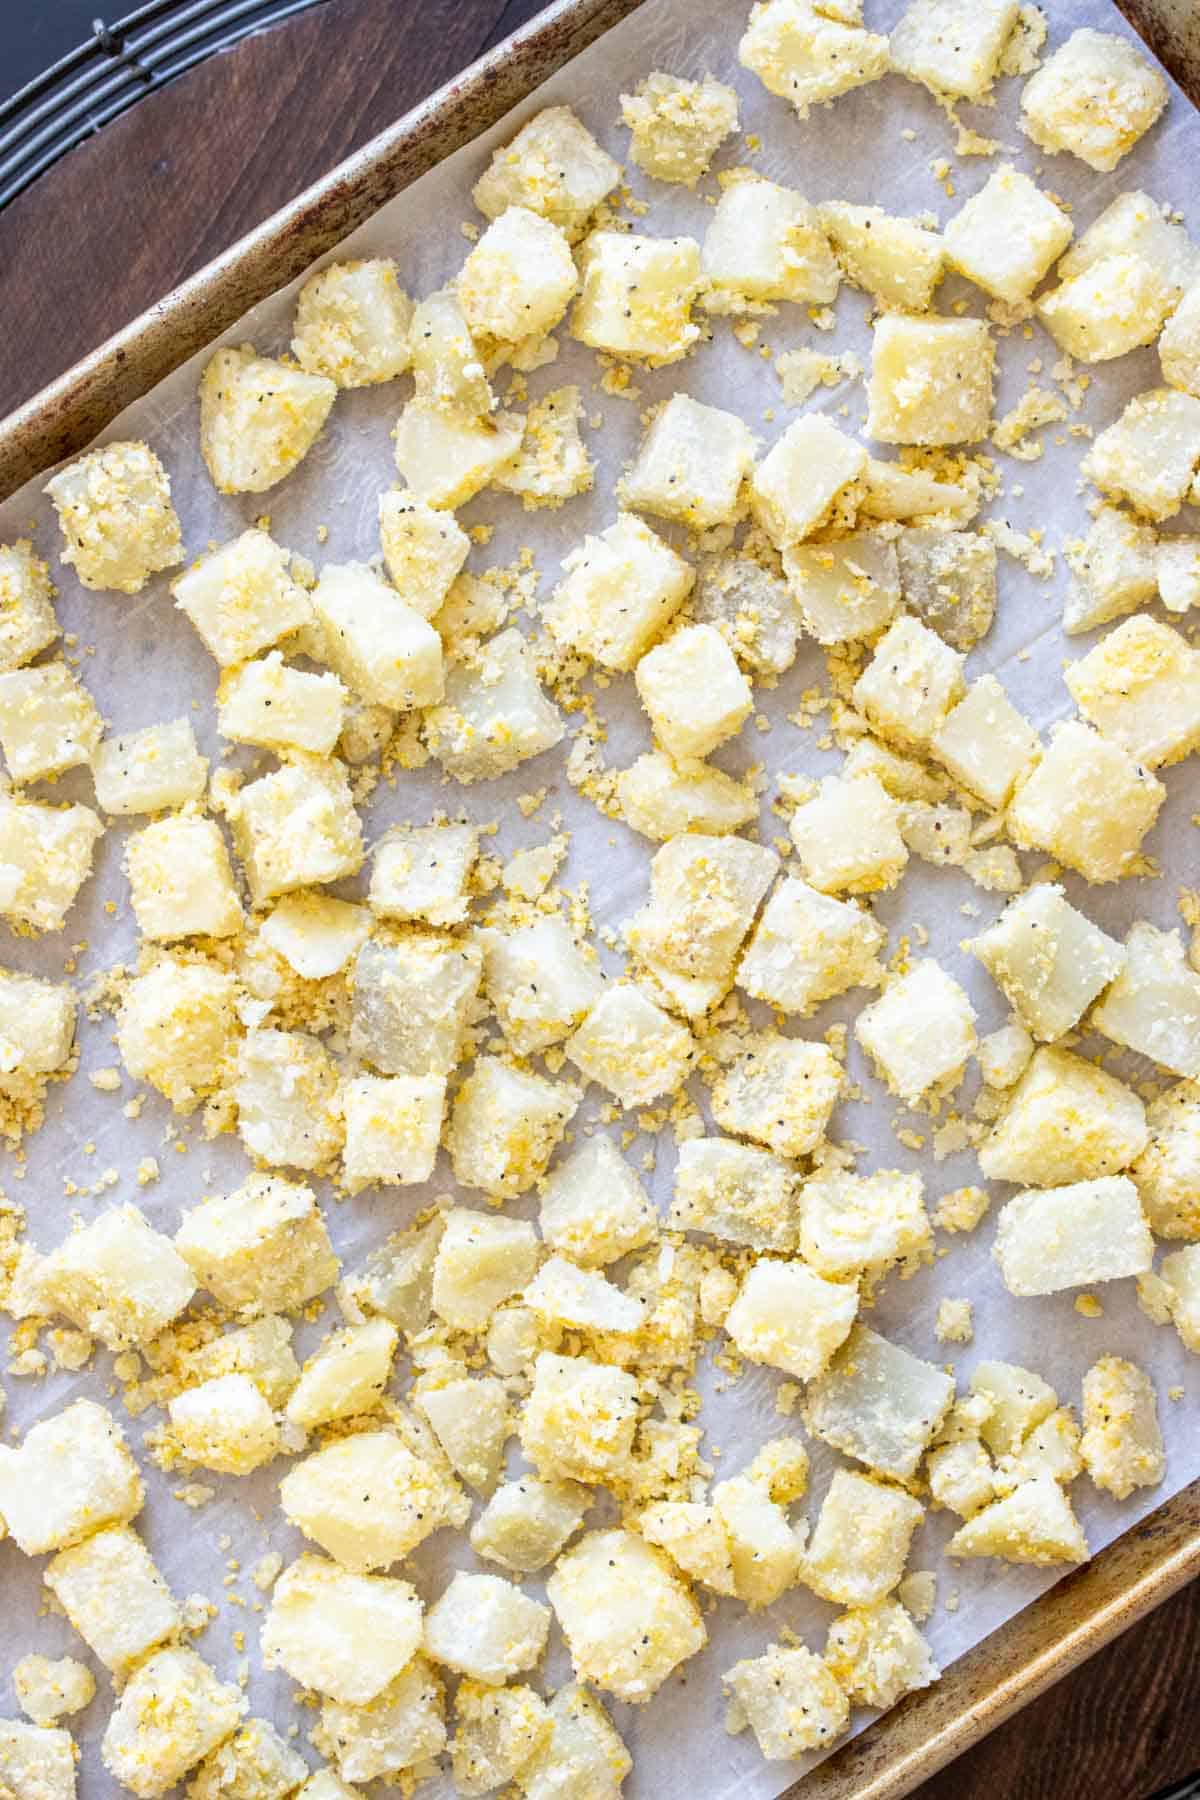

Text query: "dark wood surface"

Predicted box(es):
[0, 1, 1197, 1793]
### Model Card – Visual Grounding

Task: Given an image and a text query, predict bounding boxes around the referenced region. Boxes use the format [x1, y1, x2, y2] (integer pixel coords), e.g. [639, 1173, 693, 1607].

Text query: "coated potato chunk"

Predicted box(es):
[639, 1499, 737, 1598]
[519, 1684, 630, 1800]
[625, 831, 777, 1017]
[262, 1553, 424, 1705]
[379, 491, 470, 617]
[866, 315, 994, 447]
[979, 1046, 1148, 1186]
[342, 1072, 445, 1190]
[260, 890, 369, 979]
[969, 882, 1125, 1042]
[547, 1529, 705, 1703]
[425, 1571, 550, 1686]
[538, 1135, 657, 1267]
[369, 825, 477, 931]
[1063, 504, 1159, 636]
[932, 675, 1039, 809]
[11, 1656, 94, 1729]
[802, 1468, 924, 1606]
[494, 384, 594, 509]
[33, 1203, 195, 1350]
[825, 1598, 938, 1710]
[0, 793, 102, 932]
[634, 625, 752, 765]
[1021, 28, 1167, 172]
[944, 164, 1072, 305]
[1132, 1079, 1200, 1238]
[117, 955, 241, 1111]
[425, 627, 564, 780]
[1038, 253, 1173, 363]
[431, 1209, 540, 1330]
[311, 561, 442, 710]
[784, 531, 900, 646]
[1158, 1243, 1200, 1352]
[520, 1352, 640, 1484]
[0, 1399, 142, 1556]
[1060, 188, 1199, 300]
[286, 1318, 397, 1429]
[172, 527, 312, 667]
[894, 528, 996, 652]
[819, 200, 944, 313]
[789, 772, 908, 896]
[738, 0, 890, 118]
[218, 652, 344, 755]
[620, 72, 738, 186]
[668, 1136, 798, 1253]
[1161, 278, 1200, 397]
[1082, 387, 1200, 522]
[125, 814, 243, 942]
[459, 206, 578, 344]
[798, 1168, 930, 1286]
[712, 1034, 841, 1159]
[44, 440, 182, 594]
[703, 177, 840, 310]
[947, 1475, 1088, 1565]
[175, 1173, 339, 1315]
[472, 105, 620, 241]
[45, 1525, 180, 1674]
[393, 404, 524, 511]
[312, 1655, 446, 1785]
[1092, 922, 1200, 1078]
[1080, 1355, 1165, 1499]
[738, 874, 885, 1013]
[618, 749, 757, 840]
[620, 395, 755, 531]
[236, 1028, 343, 1171]
[525, 1256, 643, 1337]
[750, 416, 867, 549]
[994, 1176, 1154, 1295]
[187, 1718, 308, 1800]
[853, 614, 965, 750]
[447, 1057, 578, 1199]
[855, 959, 976, 1104]
[1066, 616, 1200, 770]
[725, 1644, 849, 1760]
[469, 1476, 590, 1575]
[167, 1372, 281, 1475]
[725, 1257, 858, 1380]
[200, 345, 336, 494]
[452, 1680, 551, 1796]
[890, 0, 1017, 99]
[480, 916, 602, 1056]
[0, 661, 100, 783]
[546, 513, 693, 672]
[417, 1374, 511, 1493]
[571, 231, 701, 365]
[231, 754, 364, 904]
[0, 968, 75, 1081]
[293, 257, 413, 386]
[1006, 719, 1164, 884]
[102, 1648, 244, 1800]
[0, 539, 59, 670]
[804, 1324, 955, 1480]
[1156, 534, 1200, 613]
[280, 1432, 463, 1572]
[566, 982, 694, 1108]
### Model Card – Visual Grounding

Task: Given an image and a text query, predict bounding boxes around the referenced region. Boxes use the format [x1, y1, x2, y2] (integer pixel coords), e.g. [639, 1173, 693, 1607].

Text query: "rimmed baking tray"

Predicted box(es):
[0, 0, 1197, 1792]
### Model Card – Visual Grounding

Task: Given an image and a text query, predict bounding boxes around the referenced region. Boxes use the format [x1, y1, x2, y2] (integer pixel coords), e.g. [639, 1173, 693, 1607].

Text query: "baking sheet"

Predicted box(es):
[1, 0, 1198, 1794]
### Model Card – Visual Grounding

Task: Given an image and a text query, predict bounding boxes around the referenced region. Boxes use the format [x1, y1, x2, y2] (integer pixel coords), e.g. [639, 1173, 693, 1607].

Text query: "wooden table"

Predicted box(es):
[0, 2, 1197, 1792]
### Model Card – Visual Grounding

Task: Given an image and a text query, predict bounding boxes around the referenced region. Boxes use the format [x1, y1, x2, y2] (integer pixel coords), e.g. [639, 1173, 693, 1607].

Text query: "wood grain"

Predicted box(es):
[0, 3, 1197, 1794]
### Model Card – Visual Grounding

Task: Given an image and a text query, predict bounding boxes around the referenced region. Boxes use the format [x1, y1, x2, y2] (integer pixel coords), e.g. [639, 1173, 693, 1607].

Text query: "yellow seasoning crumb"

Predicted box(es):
[88, 1067, 122, 1092]
[1074, 1294, 1104, 1318]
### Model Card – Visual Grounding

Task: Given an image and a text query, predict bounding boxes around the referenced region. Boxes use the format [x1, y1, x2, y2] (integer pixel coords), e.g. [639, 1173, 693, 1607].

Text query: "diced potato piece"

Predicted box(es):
[102, 1648, 244, 1799]
[525, 1255, 644, 1336]
[725, 1643, 848, 1761]
[566, 983, 694, 1108]
[262, 1553, 424, 1705]
[0, 793, 103, 931]
[231, 755, 364, 904]
[546, 513, 694, 672]
[724, 1257, 858, 1380]
[620, 395, 754, 531]
[424, 1571, 549, 1686]
[126, 814, 242, 943]
[547, 1528, 704, 1703]
[571, 231, 701, 365]
[12, 1656, 94, 1729]
[520, 1352, 639, 1484]
[168, 1372, 280, 1475]
[1132, 1079, 1200, 1239]
[310, 561, 442, 710]
[946, 164, 1072, 304]
[448, 1057, 577, 1199]
[802, 1469, 923, 1606]
[460, 208, 577, 347]
[293, 257, 413, 386]
[117, 955, 240, 1111]
[368, 823, 476, 928]
[1161, 277, 1200, 397]
[668, 1136, 799, 1252]
[997, 1406, 1083, 1489]
[45, 440, 182, 594]
[217, 652, 344, 754]
[431, 1209, 540, 1330]
[285, 1318, 397, 1431]
[749, 416, 867, 549]
[200, 346, 335, 494]
[472, 106, 620, 241]
[181, 1315, 299, 1408]
[1021, 28, 1167, 172]
[519, 1685, 630, 1800]
[452, 1679, 552, 1797]
[172, 528, 312, 667]
[409, 287, 494, 417]
[931, 675, 1039, 809]
[538, 1135, 657, 1267]
[783, 531, 899, 646]
[979, 1045, 1148, 1186]
[479, 917, 601, 1057]
[638, 1499, 737, 1597]
[1157, 533, 1200, 612]
[895, 528, 996, 652]
[176, 1172, 338, 1315]
[1067, 616, 1200, 769]
[620, 72, 738, 186]
[393, 399, 524, 508]
[805, 1323, 954, 1479]
[0, 661, 100, 783]
[0, 1722, 74, 1800]
[187, 1717, 308, 1800]
[819, 201, 944, 312]
[1061, 189, 1199, 299]
[1092, 922, 1200, 1077]
[1040, 252, 1173, 363]
[971, 1363, 1057, 1458]
[378, 491, 470, 617]
[856, 960, 976, 1105]
[618, 749, 757, 840]
[1083, 387, 1200, 521]
[280, 1433, 460, 1572]
[825, 1598, 938, 1710]
[34, 1203, 195, 1350]
[257, 890, 369, 979]
[44, 1524, 178, 1673]
[425, 627, 564, 780]
[711, 1034, 840, 1159]
[1080, 1355, 1164, 1500]
[1006, 719, 1164, 883]
[313, 1657, 445, 1785]
[0, 540, 59, 671]
[416, 1376, 511, 1494]
[799, 1168, 930, 1284]
[853, 613, 965, 750]
[625, 831, 777, 1017]
[738, 874, 885, 1013]
[703, 177, 840, 308]
[337, 1213, 444, 1338]
[969, 882, 1125, 1042]
[947, 1475, 1088, 1565]
[859, 456, 975, 524]
[341, 1072, 445, 1191]
[1158, 1244, 1200, 1352]
[890, 0, 1017, 99]
[928, 1437, 995, 1517]
[995, 1175, 1153, 1295]
[1064, 503, 1160, 635]
[470, 1477, 590, 1575]
[789, 772, 908, 896]
[494, 384, 594, 509]
[0, 1399, 142, 1556]
[739, 0, 890, 117]
[235, 1027, 342, 1171]
[634, 626, 753, 764]
[351, 935, 482, 1080]
[713, 1475, 802, 1606]
[867, 315, 994, 447]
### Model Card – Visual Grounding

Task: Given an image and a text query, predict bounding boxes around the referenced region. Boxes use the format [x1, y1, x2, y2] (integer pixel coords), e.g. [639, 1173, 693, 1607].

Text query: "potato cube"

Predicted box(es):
[855, 960, 976, 1104]
[412, 286, 493, 412]
[520, 1352, 639, 1484]
[92, 717, 208, 815]
[293, 257, 413, 386]
[470, 1477, 589, 1577]
[0, 1399, 141, 1556]
[895, 528, 996, 652]
[1021, 28, 1167, 172]
[423, 1571, 549, 1688]
[200, 346, 335, 494]
[262, 1554, 423, 1705]
[638, 1499, 737, 1597]
[351, 935, 482, 1078]
[970, 882, 1125, 1042]
[341, 1072, 445, 1191]
[799, 1168, 930, 1284]
[310, 561, 442, 710]
[618, 749, 756, 840]
[1083, 387, 1200, 522]
[479, 916, 602, 1056]
[232, 754, 363, 904]
[739, 0, 890, 117]
[1067, 616, 1200, 770]
[181, 1315, 300, 1408]
[633, 626, 753, 766]
[1157, 534, 1200, 613]
[1161, 277, 1200, 397]
[368, 823, 476, 928]
[459, 205, 577, 344]
[678, 562, 790, 687]
[1039, 253, 1172, 363]
[0, 661, 100, 784]
[378, 491, 470, 618]
[393, 400, 524, 509]
[819, 201, 944, 312]
[825, 1598, 938, 1710]
[280, 1428, 463, 1572]
[1080, 1355, 1164, 1500]
[804, 1324, 954, 1480]
[571, 231, 701, 365]
[260, 894, 369, 984]
[668, 1136, 799, 1252]
[979, 1046, 1148, 1186]
[620, 71, 737, 187]
[176, 1172, 338, 1314]
[947, 1476, 1088, 1565]
[173, 528, 312, 667]
[738, 875, 885, 1013]
[451, 1679, 551, 1797]
[625, 831, 778, 1017]
[711, 1034, 840, 1159]
[725, 1643, 848, 1761]
[853, 613, 965, 751]
[472, 105, 620, 241]
[168, 1372, 280, 1475]
[0, 969, 74, 1081]
[416, 1376, 511, 1493]
[713, 1476, 802, 1607]
[702, 176, 840, 308]
[566, 982, 694, 1108]
[217, 652, 344, 755]
[126, 814, 243, 942]
[867, 315, 994, 446]
[945, 164, 1072, 305]
[859, 456, 976, 523]
[750, 416, 867, 549]
[448, 1057, 577, 1199]
[44, 1525, 177, 1674]
[1006, 719, 1164, 883]
[1064, 505, 1159, 635]
[802, 1468, 923, 1606]
[524, 1255, 644, 1336]
[313, 1658, 445, 1785]
[545, 514, 693, 673]
[784, 532, 899, 646]
[234, 1027, 341, 1171]
[995, 1176, 1153, 1295]
[547, 1528, 704, 1703]
[283, 1319, 395, 1432]
[494, 383, 594, 510]
[969, 1361, 1057, 1457]
[0, 793, 103, 931]
[0, 540, 59, 670]
[11, 1656, 93, 1730]
[789, 772, 908, 896]
[34, 1203, 195, 1350]
[45, 440, 182, 594]
[102, 1648, 244, 1799]
[1131, 1079, 1200, 1238]
[431, 1208, 540, 1330]
[1158, 1244, 1200, 1352]
[1062, 188, 1199, 299]
[928, 1436, 995, 1517]
[117, 956, 240, 1110]
[930, 681, 1036, 816]
[425, 626, 564, 780]
[537, 1135, 657, 1267]
[890, 0, 1017, 99]
[725, 1258, 857, 1380]
[187, 1717, 308, 1800]
[1, 1725, 75, 1799]
[1093, 922, 1200, 1078]
[620, 395, 755, 532]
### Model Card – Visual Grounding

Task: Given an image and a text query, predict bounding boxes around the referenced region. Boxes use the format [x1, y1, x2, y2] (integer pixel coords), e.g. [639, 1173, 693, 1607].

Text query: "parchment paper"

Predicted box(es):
[1, 1, 1198, 1793]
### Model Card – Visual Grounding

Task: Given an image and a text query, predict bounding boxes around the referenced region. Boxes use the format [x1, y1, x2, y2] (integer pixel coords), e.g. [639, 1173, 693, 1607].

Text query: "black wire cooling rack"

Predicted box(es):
[0, 0, 329, 208]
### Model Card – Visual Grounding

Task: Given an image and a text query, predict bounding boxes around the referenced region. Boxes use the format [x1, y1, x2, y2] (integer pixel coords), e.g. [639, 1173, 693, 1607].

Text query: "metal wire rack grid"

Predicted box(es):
[0, 0, 329, 209]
